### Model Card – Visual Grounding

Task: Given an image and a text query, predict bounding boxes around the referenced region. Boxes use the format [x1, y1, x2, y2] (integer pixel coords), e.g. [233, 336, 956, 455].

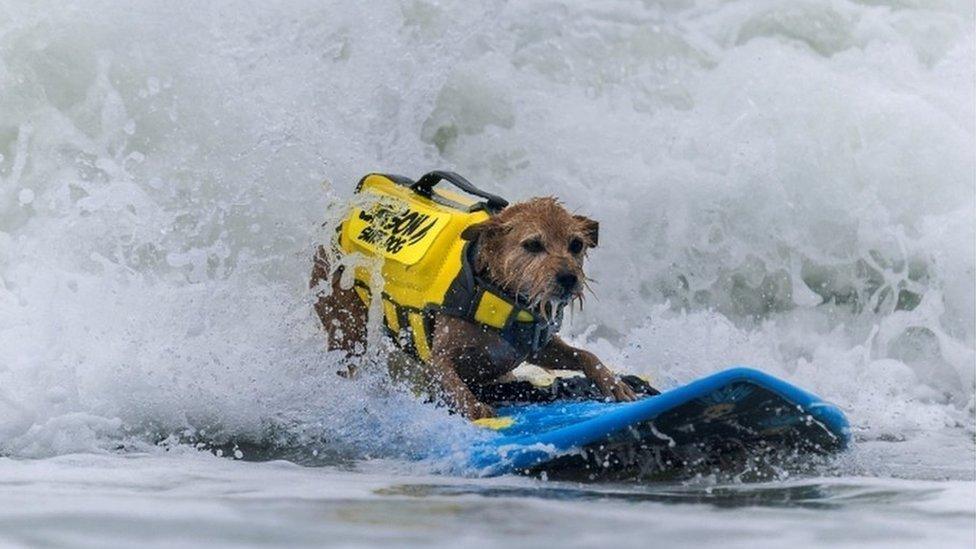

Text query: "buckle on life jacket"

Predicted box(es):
[531, 307, 563, 353]
[472, 282, 564, 355]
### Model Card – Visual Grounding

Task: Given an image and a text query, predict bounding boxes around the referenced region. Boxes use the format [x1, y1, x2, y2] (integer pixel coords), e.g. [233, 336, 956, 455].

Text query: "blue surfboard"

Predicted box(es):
[466, 367, 850, 478]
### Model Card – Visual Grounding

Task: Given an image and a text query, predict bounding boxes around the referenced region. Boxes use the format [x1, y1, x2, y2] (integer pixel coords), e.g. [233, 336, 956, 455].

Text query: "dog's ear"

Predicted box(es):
[574, 215, 599, 248]
[461, 218, 506, 242]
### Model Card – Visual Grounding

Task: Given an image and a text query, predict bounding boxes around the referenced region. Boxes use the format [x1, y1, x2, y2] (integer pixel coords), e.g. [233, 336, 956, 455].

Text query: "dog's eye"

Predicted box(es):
[522, 239, 545, 254]
[569, 237, 584, 254]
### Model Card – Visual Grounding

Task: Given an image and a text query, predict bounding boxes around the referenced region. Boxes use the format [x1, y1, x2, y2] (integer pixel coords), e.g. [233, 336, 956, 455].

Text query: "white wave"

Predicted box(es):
[0, 0, 972, 466]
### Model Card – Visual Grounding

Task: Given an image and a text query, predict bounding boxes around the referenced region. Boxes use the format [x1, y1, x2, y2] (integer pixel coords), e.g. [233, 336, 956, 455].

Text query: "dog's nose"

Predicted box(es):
[556, 271, 578, 291]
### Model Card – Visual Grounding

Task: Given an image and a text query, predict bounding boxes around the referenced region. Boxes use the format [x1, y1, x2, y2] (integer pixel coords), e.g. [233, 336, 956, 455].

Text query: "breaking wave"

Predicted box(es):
[0, 0, 972, 472]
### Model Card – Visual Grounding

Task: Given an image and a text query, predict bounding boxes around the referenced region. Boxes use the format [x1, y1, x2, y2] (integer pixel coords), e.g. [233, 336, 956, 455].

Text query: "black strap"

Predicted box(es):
[411, 171, 508, 212]
[472, 375, 659, 406]
[440, 243, 562, 357]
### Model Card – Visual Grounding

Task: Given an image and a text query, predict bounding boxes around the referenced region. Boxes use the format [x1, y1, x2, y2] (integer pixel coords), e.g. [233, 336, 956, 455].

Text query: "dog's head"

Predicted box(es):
[462, 197, 598, 310]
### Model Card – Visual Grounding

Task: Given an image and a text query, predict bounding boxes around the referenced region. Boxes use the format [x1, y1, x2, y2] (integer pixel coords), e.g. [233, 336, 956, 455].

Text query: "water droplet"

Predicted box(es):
[18, 188, 34, 205]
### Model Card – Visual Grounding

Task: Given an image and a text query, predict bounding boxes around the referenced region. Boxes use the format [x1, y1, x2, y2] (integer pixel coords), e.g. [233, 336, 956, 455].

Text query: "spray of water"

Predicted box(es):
[0, 0, 972, 470]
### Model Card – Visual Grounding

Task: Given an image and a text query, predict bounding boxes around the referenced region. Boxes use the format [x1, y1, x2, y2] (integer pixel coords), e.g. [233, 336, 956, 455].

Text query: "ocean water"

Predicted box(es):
[0, 0, 973, 547]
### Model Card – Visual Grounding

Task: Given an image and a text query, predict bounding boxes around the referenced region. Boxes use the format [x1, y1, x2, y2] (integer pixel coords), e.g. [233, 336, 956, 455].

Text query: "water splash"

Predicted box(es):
[0, 0, 971, 471]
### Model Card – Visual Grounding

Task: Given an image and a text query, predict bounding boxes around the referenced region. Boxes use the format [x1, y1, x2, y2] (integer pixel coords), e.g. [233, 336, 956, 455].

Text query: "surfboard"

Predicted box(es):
[467, 367, 850, 479]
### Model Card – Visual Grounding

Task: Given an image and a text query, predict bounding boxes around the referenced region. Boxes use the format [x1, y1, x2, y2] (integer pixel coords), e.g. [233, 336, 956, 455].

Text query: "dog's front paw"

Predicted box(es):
[464, 400, 497, 420]
[604, 377, 638, 402]
[587, 363, 638, 402]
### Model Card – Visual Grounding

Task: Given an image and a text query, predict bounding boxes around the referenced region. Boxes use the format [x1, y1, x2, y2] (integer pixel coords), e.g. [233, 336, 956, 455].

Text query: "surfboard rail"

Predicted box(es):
[467, 367, 851, 475]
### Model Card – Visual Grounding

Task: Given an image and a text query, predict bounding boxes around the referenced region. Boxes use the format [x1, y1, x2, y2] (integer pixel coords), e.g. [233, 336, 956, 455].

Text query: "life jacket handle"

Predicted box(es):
[411, 171, 509, 213]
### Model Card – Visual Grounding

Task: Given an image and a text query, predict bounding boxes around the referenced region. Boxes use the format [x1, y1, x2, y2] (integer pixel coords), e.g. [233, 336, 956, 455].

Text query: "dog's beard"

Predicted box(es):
[538, 277, 593, 319]
[483, 251, 586, 319]
[522, 285, 582, 320]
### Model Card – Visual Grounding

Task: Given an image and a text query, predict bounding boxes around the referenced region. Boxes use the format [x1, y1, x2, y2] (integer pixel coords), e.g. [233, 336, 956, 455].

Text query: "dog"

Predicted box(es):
[311, 184, 637, 420]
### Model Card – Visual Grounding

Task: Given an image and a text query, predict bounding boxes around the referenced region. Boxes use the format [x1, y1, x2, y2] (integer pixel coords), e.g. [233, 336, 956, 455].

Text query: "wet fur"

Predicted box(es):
[311, 197, 635, 419]
[462, 197, 598, 314]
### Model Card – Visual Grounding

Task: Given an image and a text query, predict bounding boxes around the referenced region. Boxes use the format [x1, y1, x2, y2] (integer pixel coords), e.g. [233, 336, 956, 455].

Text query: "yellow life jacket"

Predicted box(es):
[335, 171, 564, 362]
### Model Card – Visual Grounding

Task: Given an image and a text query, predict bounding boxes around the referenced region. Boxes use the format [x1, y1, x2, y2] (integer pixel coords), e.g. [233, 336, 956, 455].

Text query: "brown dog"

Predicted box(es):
[311, 196, 637, 420]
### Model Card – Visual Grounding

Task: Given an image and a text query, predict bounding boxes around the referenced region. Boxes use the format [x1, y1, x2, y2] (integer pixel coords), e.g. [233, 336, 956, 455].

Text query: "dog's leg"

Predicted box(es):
[532, 336, 637, 402]
[424, 352, 496, 420]
[385, 345, 493, 418]
[426, 315, 501, 420]
[310, 246, 367, 377]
